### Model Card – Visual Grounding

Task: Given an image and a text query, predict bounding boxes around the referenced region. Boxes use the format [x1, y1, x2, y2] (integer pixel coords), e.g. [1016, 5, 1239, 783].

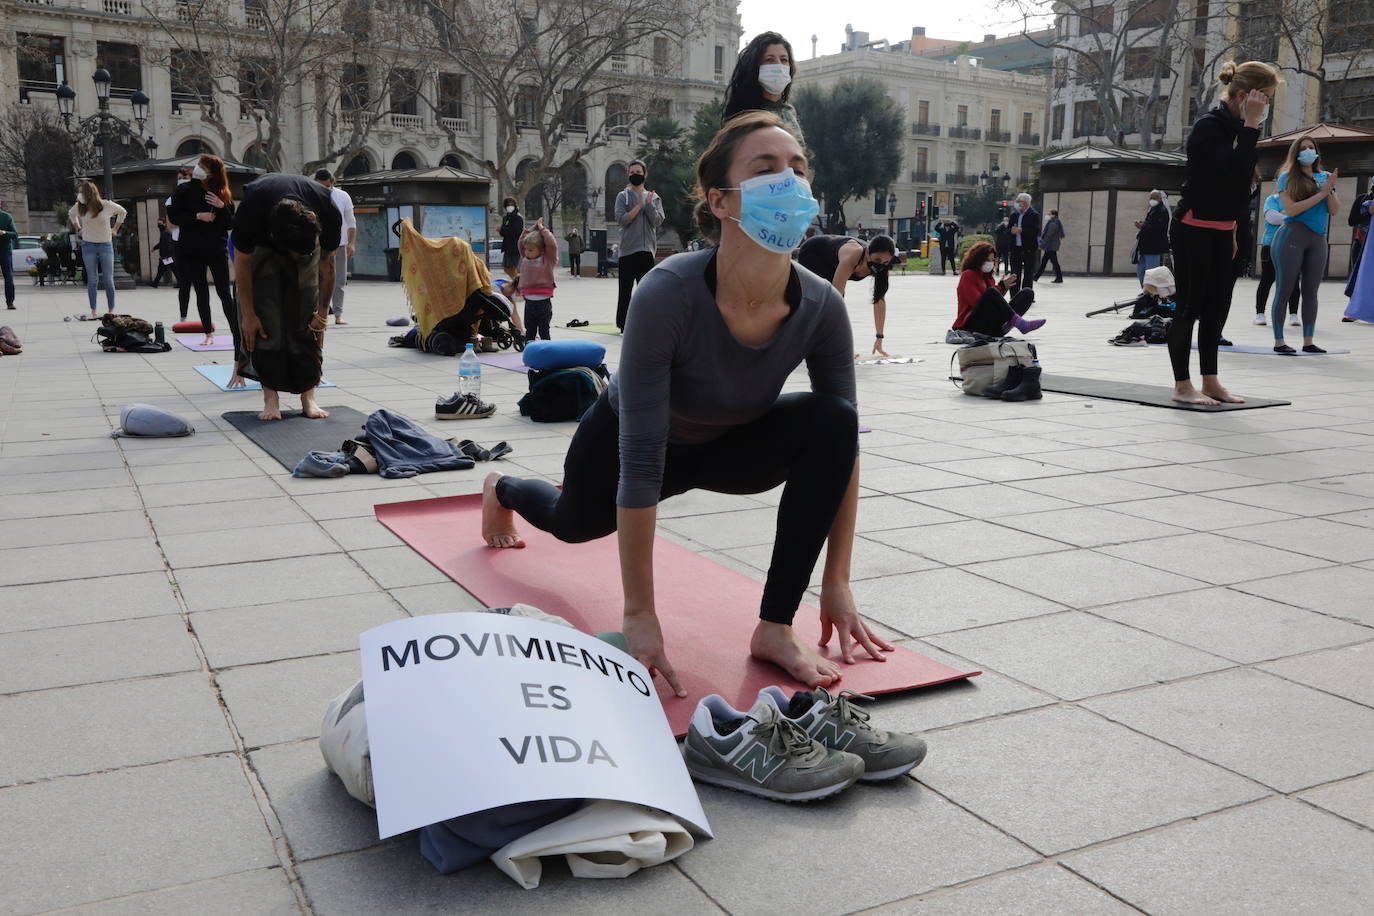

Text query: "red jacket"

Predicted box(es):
[954, 269, 1011, 329]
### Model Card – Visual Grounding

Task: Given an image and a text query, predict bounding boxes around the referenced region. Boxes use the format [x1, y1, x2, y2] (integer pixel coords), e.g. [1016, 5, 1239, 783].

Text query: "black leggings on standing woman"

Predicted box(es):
[496, 390, 859, 625]
[1168, 221, 1239, 381]
[179, 253, 243, 358]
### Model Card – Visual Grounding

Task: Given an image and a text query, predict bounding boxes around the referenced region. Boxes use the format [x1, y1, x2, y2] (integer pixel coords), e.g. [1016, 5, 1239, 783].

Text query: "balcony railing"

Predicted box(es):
[986, 129, 1011, 143]
[610, 56, 627, 74]
[340, 109, 359, 128]
[948, 126, 980, 140]
[910, 122, 941, 137]
[245, 6, 267, 28]
[103, 0, 132, 14]
[175, 0, 194, 20]
[1018, 132, 1041, 145]
[439, 116, 470, 133]
[909, 170, 938, 183]
[389, 112, 422, 130]
[945, 172, 979, 186]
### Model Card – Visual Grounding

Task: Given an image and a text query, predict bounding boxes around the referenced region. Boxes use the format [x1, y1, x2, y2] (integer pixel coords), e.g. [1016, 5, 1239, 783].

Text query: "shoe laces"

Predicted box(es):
[748, 713, 817, 760]
[817, 688, 876, 732]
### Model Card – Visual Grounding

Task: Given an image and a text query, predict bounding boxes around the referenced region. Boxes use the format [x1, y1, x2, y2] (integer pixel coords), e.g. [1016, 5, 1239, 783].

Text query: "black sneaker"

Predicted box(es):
[435, 392, 496, 420]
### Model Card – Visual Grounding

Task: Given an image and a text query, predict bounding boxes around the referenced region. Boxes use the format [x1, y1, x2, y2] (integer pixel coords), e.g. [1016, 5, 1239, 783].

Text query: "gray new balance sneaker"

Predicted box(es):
[682, 695, 864, 803]
[759, 686, 928, 782]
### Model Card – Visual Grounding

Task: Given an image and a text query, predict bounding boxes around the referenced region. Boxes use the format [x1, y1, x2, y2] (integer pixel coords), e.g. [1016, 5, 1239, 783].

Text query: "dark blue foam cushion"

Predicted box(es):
[522, 339, 606, 370]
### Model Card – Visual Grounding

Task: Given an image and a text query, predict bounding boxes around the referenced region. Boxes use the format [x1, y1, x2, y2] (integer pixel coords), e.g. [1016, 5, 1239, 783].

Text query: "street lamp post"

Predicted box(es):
[583, 185, 600, 242]
[886, 190, 897, 240]
[56, 70, 151, 289]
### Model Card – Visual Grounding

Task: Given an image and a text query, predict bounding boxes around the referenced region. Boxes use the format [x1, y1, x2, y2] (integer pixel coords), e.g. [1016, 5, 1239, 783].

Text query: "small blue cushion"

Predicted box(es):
[522, 339, 606, 370]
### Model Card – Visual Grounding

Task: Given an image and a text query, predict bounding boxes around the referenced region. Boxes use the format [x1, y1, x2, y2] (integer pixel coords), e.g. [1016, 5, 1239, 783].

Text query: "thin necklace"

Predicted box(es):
[721, 252, 789, 310]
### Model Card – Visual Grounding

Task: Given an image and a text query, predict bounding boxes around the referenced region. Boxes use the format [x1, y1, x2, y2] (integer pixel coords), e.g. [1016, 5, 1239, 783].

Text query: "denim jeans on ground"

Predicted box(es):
[81, 241, 115, 312]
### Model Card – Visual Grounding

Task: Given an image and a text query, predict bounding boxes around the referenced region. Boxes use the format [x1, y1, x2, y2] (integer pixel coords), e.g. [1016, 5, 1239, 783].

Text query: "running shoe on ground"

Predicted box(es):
[759, 686, 928, 782]
[1289, 315, 1301, 326]
[682, 695, 863, 802]
[435, 392, 496, 420]
[1253, 314, 1267, 325]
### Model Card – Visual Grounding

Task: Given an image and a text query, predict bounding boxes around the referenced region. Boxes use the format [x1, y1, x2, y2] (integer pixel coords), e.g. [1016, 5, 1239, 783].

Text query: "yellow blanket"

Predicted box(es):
[398, 217, 493, 340]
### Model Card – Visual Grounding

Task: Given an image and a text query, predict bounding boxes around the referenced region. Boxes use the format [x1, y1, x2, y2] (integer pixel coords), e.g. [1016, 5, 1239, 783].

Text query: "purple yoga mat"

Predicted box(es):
[479, 351, 529, 372]
[176, 335, 235, 352]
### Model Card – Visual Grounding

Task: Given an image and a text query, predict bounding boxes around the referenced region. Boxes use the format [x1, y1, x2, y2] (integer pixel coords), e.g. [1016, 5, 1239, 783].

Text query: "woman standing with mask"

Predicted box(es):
[499, 197, 524, 283]
[1134, 190, 1171, 287]
[1270, 136, 1339, 353]
[1167, 60, 1277, 405]
[481, 111, 887, 692]
[797, 232, 897, 356]
[68, 180, 126, 318]
[168, 155, 238, 354]
[722, 32, 804, 143]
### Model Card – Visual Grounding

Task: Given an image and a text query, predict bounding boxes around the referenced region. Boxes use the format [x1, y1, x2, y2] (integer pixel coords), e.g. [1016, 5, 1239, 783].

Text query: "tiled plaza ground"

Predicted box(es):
[1, 265, 1372, 914]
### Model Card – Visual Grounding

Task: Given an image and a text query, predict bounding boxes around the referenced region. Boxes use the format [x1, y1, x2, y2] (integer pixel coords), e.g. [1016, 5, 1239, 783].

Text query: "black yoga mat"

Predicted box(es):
[1039, 375, 1291, 412]
[223, 406, 370, 471]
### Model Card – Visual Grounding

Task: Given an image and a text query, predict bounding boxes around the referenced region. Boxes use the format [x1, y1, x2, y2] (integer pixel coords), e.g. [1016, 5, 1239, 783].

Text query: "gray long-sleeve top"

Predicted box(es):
[608, 248, 856, 509]
[614, 187, 665, 256]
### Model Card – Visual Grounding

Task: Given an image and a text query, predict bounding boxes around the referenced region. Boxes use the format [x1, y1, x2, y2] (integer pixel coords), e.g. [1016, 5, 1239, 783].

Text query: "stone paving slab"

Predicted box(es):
[872, 864, 1139, 915]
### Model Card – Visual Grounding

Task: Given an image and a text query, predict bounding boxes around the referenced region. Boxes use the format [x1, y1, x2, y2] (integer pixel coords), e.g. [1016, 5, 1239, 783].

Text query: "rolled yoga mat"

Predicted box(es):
[223, 405, 371, 472]
[177, 335, 234, 352]
[195, 364, 336, 392]
[374, 494, 980, 737]
[172, 320, 205, 333]
[1039, 375, 1291, 411]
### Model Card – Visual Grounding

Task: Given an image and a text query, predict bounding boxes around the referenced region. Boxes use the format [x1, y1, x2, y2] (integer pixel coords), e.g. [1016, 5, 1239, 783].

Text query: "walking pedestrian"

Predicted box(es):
[722, 32, 804, 141]
[168, 155, 238, 354]
[499, 197, 524, 283]
[613, 159, 664, 330]
[164, 166, 194, 318]
[151, 219, 177, 289]
[993, 217, 1012, 269]
[565, 228, 585, 278]
[0, 199, 18, 309]
[1253, 192, 1300, 325]
[314, 169, 356, 325]
[68, 180, 126, 318]
[935, 220, 960, 272]
[1036, 208, 1065, 283]
[1134, 191, 1170, 287]
[1342, 178, 1373, 320]
[1007, 192, 1041, 289]
[1270, 135, 1339, 354]
[1167, 60, 1278, 405]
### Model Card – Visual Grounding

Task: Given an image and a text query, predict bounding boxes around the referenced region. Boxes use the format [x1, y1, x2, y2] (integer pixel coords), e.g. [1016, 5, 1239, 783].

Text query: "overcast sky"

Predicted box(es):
[737, 2, 1054, 57]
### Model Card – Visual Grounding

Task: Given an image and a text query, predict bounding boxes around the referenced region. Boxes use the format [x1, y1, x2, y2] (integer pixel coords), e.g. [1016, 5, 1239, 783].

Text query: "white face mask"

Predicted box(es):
[505, 205, 515, 214]
[981, 261, 995, 273]
[1149, 199, 1160, 207]
[176, 178, 189, 185]
[192, 165, 208, 181]
[77, 192, 86, 204]
[758, 63, 791, 95]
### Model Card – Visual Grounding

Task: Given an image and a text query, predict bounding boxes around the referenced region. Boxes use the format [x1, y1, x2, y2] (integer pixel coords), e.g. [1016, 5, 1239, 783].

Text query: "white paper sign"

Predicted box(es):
[360, 613, 712, 840]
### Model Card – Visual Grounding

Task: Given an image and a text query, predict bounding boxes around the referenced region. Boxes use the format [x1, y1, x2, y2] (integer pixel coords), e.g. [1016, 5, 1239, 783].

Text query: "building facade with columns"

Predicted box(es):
[795, 40, 1049, 239]
[1, 0, 741, 237]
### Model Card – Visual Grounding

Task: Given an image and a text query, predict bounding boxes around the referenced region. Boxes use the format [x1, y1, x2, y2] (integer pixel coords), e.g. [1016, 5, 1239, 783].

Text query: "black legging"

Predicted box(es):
[959, 287, 1035, 337]
[1255, 244, 1300, 315]
[1035, 250, 1062, 282]
[615, 250, 656, 330]
[569, 253, 581, 276]
[180, 252, 242, 360]
[940, 245, 958, 272]
[496, 390, 859, 625]
[1169, 221, 1239, 381]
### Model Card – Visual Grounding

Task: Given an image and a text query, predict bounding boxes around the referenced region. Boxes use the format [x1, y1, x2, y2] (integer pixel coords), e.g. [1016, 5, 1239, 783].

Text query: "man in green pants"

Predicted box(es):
[0, 200, 19, 309]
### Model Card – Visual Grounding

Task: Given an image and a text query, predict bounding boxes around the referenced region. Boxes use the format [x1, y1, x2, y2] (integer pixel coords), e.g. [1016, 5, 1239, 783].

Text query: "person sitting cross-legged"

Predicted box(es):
[952, 242, 1044, 337]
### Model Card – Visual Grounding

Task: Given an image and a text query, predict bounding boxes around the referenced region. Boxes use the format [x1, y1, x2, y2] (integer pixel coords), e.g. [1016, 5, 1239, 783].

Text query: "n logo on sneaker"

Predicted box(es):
[813, 720, 856, 751]
[733, 743, 788, 781]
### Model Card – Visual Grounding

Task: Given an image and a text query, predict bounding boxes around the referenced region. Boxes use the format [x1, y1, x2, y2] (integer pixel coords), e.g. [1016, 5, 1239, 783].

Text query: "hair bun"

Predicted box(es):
[1218, 61, 1236, 85]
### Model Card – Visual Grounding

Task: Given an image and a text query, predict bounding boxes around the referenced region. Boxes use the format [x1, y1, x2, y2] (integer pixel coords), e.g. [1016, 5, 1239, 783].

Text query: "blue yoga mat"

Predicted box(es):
[195, 364, 336, 391]
[1211, 344, 1351, 355]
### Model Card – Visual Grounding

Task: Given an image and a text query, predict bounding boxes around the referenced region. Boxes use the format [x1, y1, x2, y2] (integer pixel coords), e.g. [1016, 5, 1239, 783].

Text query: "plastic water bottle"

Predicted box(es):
[458, 343, 482, 399]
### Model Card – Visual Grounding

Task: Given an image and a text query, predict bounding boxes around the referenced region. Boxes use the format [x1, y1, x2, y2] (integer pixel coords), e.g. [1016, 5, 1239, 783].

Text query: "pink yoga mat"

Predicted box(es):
[176, 335, 235, 352]
[375, 494, 979, 736]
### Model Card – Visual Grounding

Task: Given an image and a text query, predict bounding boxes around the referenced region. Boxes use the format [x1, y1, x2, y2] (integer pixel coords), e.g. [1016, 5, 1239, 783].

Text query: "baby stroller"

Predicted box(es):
[1085, 265, 1178, 319]
[419, 288, 525, 356]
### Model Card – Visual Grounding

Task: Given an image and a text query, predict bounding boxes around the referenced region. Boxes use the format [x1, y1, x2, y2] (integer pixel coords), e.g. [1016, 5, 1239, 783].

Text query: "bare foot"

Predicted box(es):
[201, 334, 216, 347]
[482, 471, 525, 548]
[750, 621, 841, 688]
[259, 389, 282, 421]
[300, 390, 330, 419]
[1172, 383, 1218, 406]
[334, 319, 349, 325]
[1201, 385, 1245, 404]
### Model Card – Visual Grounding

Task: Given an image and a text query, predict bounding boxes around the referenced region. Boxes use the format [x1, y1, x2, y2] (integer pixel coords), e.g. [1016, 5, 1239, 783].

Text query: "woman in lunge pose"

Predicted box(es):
[1166, 60, 1278, 405]
[1270, 135, 1340, 353]
[482, 111, 890, 693]
[797, 232, 897, 356]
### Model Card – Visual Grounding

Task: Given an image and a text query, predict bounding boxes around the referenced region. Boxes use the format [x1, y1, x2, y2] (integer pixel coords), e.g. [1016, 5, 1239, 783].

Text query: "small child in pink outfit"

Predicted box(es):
[514, 218, 558, 340]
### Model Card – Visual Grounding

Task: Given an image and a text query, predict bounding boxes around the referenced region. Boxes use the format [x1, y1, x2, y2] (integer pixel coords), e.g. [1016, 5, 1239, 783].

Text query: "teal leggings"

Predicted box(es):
[1270, 222, 1327, 338]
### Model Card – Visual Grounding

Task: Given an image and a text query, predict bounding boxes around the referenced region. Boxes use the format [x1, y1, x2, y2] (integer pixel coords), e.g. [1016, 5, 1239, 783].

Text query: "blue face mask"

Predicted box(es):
[1297, 148, 1318, 166]
[1012, 201, 1022, 212]
[721, 168, 819, 254]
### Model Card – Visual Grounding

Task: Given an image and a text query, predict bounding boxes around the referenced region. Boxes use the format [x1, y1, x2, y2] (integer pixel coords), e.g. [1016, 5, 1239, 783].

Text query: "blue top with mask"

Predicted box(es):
[1277, 169, 1331, 236]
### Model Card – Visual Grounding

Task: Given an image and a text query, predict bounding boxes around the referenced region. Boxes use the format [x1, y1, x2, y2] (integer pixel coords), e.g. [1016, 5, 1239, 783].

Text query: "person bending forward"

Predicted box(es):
[482, 111, 892, 692]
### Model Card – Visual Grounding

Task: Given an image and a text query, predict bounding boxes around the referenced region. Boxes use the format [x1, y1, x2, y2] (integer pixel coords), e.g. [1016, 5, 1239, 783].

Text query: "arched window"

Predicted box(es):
[604, 163, 627, 221]
[343, 151, 372, 176]
[242, 143, 270, 169]
[560, 161, 588, 218]
[440, 152, 463, 169]
[391, 150, 418, 170]
[176, 138, 213, 157]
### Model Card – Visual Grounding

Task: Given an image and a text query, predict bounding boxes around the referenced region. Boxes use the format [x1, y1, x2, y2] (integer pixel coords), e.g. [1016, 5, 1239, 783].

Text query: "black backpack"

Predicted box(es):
[96, 326, 170, 353]
[517, 365, 609, 422]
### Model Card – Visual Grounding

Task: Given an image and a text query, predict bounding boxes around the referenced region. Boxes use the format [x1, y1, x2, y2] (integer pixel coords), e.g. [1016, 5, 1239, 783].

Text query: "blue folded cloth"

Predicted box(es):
[386, 317, 411, 326]
[292, 450, 351, 478]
